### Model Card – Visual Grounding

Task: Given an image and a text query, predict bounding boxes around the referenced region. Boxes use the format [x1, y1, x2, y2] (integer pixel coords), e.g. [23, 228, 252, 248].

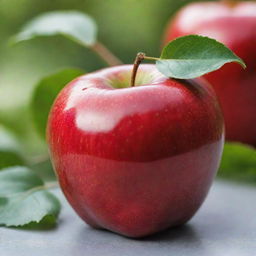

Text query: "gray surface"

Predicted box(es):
[1, 181, 256, 256]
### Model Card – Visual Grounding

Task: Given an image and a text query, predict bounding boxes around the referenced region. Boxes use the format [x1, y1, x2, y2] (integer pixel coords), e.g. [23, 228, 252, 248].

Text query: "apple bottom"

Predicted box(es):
[54, 138, 223, 238]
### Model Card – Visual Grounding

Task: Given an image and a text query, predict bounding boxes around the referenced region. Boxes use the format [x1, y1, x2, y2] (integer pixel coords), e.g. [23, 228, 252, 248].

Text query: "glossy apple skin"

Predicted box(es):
[47, 64, 224, 238]
[163, 1, 256, 147]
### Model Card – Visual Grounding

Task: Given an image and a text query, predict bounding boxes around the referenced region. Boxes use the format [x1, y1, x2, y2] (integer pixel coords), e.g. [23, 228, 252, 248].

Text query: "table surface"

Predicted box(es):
[1, 180, 256, 256]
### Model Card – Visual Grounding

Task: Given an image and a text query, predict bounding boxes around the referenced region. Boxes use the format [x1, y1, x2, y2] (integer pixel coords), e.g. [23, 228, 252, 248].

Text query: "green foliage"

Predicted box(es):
[0, 127, 25, 169]
[31, 68, 84, 138]
[12, 11, 97, 47]
[0, 151, 24, 170]
[156, 35, 246, 79]
[0, 166, 60, 227]
[31, 157, 57, 182]
[218, 143, 256, 183]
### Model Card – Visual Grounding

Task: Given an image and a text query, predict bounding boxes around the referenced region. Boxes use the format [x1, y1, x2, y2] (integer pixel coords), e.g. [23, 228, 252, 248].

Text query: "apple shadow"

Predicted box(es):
[139, 223, 200, 243]
[79, 222, 201, 244]
[67, 223, 205, 256]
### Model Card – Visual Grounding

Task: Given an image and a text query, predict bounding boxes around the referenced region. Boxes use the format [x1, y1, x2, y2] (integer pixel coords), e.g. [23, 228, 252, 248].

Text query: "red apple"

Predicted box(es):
[163, 1, 256, 147]
[47, 64, 224, 237]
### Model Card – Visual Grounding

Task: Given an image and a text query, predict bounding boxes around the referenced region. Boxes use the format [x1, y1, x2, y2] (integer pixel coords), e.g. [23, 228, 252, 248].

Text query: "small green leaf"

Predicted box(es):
[0, 126, 20, 151]
[19, 215, 57, 230]
[218, 143, 256, 183]
[31, 157, 57, 182]
[0, 151, 24, 170]
[0, 127, 25, 169]
[31, 68, 84, 138]
[0, 166, 43, 196]
[12, 11, 97, 46]
[0, 166, 60, 227]
[157, 35, 246, 79]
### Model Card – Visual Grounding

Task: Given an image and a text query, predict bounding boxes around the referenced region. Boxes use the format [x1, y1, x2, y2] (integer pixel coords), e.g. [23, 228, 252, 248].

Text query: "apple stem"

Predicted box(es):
[90, 41, 123, 66]
[130, 52, 146, 87]
[130, 53, 160, 87]
[221, 0, 239, 7]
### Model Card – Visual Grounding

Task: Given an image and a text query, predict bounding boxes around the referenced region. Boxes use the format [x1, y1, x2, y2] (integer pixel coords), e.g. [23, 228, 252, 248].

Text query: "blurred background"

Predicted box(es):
[0, 0, 220, 158]
[1, 1, 256, 246]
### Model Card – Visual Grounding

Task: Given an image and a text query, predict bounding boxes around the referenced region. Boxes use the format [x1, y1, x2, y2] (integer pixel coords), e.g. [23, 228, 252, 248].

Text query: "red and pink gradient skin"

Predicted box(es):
[164, 1, 256, 147]
[47, 65, 224, 237]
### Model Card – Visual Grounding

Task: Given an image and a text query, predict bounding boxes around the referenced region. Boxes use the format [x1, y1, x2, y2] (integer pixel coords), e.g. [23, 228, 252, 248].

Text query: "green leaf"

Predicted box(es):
[0, 126, 20, 151]
[156, 35, 246, 79]
[12, 11, 97, 46]
[0, 166, 60, 227]
[31, 157, 57, 182]
[0, 151, 24, 170]
[0, 126, 25, 169]
[31, 68, 84, 138]
[18, 215, 58, 230]
[218, 143, 256, 183]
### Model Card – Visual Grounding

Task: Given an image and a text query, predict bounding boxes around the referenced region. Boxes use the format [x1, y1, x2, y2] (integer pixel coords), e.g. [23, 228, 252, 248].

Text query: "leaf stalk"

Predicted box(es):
[90, 41, 123, 66]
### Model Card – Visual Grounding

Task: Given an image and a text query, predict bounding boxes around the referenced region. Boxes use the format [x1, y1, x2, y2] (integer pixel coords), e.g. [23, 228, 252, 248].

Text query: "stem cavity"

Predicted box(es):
[130, 53, 160, 87]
